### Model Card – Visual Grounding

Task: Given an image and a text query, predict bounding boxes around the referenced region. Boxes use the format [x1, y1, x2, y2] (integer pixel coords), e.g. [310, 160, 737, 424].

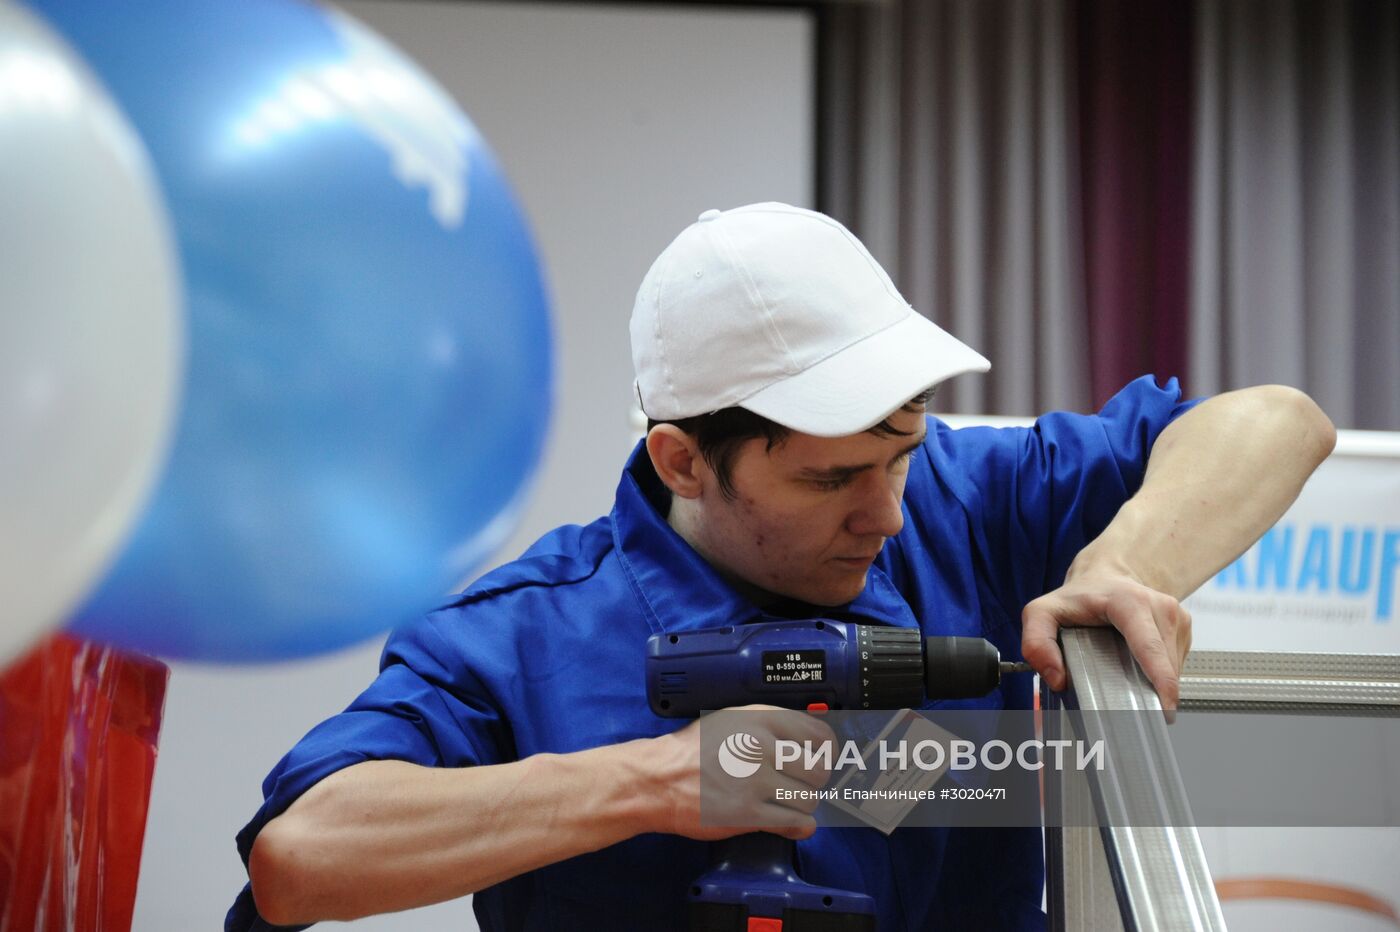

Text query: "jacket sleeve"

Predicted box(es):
[226, 608, 507, 931]
[916, 375, 1201, 619]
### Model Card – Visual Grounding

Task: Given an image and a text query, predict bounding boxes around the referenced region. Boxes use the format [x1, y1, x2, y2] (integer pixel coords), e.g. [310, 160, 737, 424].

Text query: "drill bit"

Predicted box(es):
[1000, 661, 1033, 675]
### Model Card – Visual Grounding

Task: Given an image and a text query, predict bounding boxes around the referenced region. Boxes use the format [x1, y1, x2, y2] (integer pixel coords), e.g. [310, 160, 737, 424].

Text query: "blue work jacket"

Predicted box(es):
[230, 376, 1195, 931]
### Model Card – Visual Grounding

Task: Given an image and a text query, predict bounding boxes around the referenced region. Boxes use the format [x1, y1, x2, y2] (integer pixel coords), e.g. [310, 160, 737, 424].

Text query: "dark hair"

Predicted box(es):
[647, 387, 935, 499]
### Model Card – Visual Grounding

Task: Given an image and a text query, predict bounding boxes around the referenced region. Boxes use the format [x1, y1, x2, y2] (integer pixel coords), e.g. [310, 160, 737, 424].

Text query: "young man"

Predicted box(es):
[232, 203, 1334, 930]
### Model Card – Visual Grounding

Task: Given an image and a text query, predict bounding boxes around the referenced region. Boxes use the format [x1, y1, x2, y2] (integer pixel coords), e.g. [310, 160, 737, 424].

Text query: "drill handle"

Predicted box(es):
[711, 832, 798, 878]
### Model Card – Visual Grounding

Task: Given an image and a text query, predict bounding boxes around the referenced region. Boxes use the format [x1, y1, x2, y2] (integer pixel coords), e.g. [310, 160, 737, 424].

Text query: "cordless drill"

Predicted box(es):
[646, 618, 1031, 931]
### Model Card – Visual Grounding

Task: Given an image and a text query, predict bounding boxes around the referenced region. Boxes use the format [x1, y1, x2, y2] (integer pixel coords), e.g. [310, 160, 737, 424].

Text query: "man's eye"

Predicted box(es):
[811, 477, 850, 492]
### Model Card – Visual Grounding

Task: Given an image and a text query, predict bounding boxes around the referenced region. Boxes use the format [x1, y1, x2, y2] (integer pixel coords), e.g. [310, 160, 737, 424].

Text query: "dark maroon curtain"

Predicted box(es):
[1077, 0, 1195, 408]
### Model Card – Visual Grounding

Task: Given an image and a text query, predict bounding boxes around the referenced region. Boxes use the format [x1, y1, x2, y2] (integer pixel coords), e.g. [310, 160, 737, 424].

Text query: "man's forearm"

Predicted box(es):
[248, 738, 668, 924]
[1069, 384, 1337, 597]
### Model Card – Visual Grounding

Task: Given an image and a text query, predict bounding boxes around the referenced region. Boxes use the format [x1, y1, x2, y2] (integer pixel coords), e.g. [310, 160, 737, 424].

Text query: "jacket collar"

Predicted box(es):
[611, 442, 918, 634]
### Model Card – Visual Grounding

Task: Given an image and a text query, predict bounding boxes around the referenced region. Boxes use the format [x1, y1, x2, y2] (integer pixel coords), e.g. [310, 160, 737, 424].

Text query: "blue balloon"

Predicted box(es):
[31, 0, 553, 661]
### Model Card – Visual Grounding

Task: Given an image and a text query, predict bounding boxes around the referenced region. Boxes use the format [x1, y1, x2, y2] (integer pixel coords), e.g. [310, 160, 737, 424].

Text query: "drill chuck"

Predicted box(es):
[854, 625, 922, 708]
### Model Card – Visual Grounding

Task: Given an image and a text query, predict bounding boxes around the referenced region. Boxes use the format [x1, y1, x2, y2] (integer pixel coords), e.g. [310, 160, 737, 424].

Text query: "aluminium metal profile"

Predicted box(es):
[1179, 650, 1400, 713]
[1044, 627, 1228, 932]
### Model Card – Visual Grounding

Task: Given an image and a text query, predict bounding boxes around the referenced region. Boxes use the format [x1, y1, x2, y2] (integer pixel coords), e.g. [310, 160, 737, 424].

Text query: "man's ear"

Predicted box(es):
[646, 425, 705, 500]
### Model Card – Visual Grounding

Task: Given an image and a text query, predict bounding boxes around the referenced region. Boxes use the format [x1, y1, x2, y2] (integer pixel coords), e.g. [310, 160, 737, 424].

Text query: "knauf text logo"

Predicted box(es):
[717, 732, 764, 778]
[1214, 524, 1400, 621]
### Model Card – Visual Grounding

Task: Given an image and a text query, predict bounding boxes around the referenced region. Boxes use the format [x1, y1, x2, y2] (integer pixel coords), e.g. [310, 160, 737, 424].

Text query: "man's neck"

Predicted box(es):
[665, 497, 789, 609]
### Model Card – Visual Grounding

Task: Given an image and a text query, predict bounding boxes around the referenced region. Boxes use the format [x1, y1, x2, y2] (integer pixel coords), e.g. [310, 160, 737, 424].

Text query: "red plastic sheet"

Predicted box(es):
[0, 633, 169, 932]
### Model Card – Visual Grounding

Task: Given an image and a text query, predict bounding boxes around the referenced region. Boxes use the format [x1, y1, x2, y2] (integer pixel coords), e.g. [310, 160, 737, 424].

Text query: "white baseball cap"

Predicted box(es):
[630, 202, 990, 437]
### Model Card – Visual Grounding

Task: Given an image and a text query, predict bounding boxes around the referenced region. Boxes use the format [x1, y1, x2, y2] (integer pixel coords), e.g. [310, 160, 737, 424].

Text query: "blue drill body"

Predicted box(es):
[645, 618, 1024, 931]
[648, 618, 1013, 718]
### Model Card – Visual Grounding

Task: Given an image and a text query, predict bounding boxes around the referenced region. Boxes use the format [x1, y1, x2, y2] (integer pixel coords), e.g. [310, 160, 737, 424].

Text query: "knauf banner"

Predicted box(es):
[940, 417, 1400, 654]
[1184, 430, 1400, 653]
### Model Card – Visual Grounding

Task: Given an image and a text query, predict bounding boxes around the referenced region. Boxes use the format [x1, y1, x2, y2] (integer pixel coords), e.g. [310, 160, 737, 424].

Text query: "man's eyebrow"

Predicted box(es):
[796, 432, 928, 480]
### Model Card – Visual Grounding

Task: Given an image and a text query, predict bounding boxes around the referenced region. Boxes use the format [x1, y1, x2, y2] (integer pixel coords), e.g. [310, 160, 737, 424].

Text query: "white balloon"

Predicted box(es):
[0, 1, 181, 667]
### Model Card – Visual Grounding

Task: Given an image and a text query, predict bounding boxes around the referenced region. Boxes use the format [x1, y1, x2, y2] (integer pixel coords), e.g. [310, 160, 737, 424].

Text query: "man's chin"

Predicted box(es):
[805, 571, 870, 608]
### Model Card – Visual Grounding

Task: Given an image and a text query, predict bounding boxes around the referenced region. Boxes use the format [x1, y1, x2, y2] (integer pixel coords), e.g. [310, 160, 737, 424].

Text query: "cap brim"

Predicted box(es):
[738, 312, 990, 437]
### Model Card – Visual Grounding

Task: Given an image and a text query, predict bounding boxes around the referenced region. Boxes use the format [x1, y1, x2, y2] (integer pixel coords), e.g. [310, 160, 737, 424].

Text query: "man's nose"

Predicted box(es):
[847, 473, 905, 539]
